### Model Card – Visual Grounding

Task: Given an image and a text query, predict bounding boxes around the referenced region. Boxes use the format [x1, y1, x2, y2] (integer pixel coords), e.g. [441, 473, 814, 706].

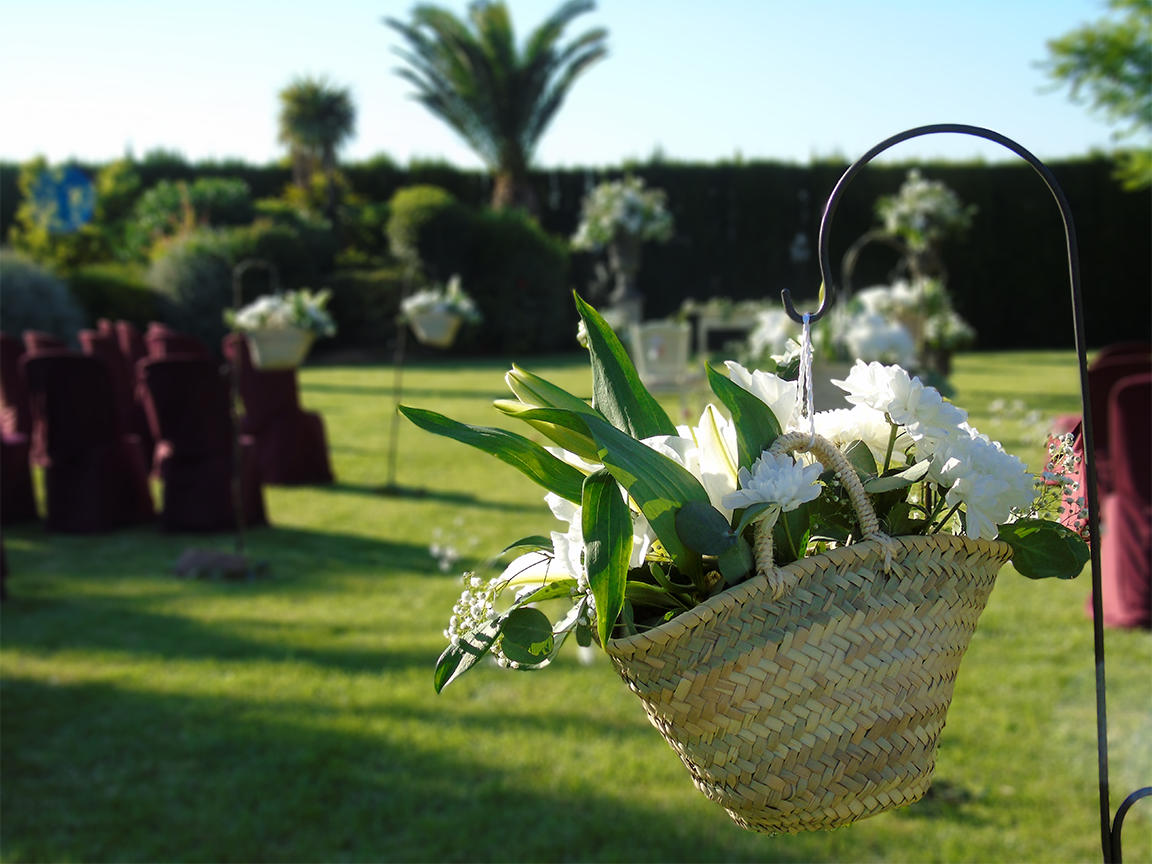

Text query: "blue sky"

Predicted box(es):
[1, 0, 1121, 168]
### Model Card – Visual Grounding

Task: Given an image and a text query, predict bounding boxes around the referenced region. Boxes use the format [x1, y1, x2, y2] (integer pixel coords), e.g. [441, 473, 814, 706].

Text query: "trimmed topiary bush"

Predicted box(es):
[0, 249, 88, 342]
[385, 185, 473, 279]
[68, 262, 156, 328]
[323, 267, 406, 350]
[147, 229, 241, 353]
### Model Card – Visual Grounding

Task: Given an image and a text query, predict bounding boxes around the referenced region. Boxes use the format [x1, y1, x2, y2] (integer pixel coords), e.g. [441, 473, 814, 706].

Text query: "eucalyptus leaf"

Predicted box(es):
[705, 363, 782, 470]
[582, 468, 633, 646]
[398, 405, 585, 503]
[998, 519, 1090, 580]
[500, 607, 556, 666]
[718, 535, 754, 583]
[675, 500, 736, 555]
[514, 580, 580, 606]
[434, 615, 504, 693]
[574, 292, 677, 440]
[773, 504, 811, 565]
[884, 502, 930, 536]
[843, 440, 878, 478]
[734, 501, 777, 536]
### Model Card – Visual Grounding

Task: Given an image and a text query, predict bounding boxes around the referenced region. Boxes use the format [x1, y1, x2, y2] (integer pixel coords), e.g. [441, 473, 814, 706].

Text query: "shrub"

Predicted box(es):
[456, 208, 572, 354]
[148, 228, 242, 352]
[68, 262, 156, 328]
[385, 185, 473, 278]
[125, 177, 255, 261]
[0, 250, 88, 342]
[323, 267, 406, 349]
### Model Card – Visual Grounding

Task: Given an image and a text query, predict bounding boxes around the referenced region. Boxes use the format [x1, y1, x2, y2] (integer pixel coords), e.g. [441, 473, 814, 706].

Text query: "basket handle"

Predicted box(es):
[754, 431, 894, 599]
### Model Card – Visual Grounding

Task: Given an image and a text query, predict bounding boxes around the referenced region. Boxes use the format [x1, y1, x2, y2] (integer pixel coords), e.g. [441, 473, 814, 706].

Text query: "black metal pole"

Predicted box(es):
[805, 123, 1124, 861]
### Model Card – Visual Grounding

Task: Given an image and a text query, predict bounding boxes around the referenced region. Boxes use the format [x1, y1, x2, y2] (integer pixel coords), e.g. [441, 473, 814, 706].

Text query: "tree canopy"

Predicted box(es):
[1040, 0, 1152, 189]
[384, 0, 608, 213]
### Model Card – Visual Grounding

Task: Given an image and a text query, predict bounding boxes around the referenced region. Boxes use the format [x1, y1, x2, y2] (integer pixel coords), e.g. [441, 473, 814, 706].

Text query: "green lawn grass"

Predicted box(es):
[2, 351, 1149, 863]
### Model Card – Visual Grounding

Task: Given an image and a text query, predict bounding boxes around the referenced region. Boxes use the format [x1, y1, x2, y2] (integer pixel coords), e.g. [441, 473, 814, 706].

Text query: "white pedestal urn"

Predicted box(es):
[409, 310, 463, 349]
[244, 326, 316, 370]
[607, 230, 644, 328]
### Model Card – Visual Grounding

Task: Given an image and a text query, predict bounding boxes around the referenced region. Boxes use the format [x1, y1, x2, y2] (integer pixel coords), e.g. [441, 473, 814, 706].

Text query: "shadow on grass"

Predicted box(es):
[0, 675, 839, 863]
[308, 482, 543, 513]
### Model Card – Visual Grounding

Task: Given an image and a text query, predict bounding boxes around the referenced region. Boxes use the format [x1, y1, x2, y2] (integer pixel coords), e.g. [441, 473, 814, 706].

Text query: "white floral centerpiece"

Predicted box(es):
[400, 294, 1089, 833]
[875, 169, 976, 251]
[400, 275, 481, 348]
[225, 288, 335, 369]
[570, 176, 674, 252]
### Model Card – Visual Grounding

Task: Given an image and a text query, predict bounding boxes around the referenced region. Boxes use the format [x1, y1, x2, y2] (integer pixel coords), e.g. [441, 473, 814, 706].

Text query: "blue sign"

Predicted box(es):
[32, 165, 96, 233]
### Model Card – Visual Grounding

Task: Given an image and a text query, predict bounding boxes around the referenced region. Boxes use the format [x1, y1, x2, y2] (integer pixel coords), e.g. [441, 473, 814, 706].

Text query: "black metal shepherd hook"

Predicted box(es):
[794, 123, 1149, 863]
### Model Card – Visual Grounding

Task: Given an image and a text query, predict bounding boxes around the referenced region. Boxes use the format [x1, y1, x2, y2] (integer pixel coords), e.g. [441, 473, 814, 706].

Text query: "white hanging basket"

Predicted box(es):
[244, 327, 315, 370]
[408, 311, 462, 348]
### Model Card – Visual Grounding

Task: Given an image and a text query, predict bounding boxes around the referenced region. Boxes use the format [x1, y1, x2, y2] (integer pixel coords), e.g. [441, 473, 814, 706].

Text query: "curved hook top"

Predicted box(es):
[780, 123, 1076, 325]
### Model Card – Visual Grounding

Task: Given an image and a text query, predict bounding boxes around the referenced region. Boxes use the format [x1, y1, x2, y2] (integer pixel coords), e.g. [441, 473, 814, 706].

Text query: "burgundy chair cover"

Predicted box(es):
[1096, 373, 1152, 629]
[21, 350, 154, 533]
[1, 434, 37, 525]
[0, 331, 31, 437]
[222, 334, 334, 485]
[80, 329, 138, 441]
[1087, 355, 1152, 495]
[22, 330, 67, 354]
[1093, 341, 1152, 364]
[137, 356, 267, 532]
[116, 321, 148, 373]
[145, 323, 212, 359]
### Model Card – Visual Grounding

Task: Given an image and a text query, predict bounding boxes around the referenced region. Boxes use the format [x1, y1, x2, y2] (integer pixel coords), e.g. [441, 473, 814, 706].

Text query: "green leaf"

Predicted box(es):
[884, 502, 930, 536]
[573, 292, 677, 439]
[500, 535, 554, 556]
[863, 459, 931, 493]
[500, 607, 555, 666]
[505, 364, 597, 415]
[734, 501, 777, 536]
[493, 404, 602, 463]
[998, 518, 1090, 580]
[843, 439, 878, 478]
[675, 499, 735, 555]
[398, 405, 585, 504]
[624, 582, 685, 610]
[513, 580, 579, 605]
[434, 615, 504, 693]
[705, 363, 782, 470]
[773, 504, 810, 565]
[582, 468, 634, 646]
[581, 413, 708, 582]
[718, 535, 754, 583]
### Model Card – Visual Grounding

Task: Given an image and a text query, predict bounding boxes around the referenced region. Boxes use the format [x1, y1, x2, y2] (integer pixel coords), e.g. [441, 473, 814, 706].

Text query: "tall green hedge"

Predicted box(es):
[3, 154, 1147, 349]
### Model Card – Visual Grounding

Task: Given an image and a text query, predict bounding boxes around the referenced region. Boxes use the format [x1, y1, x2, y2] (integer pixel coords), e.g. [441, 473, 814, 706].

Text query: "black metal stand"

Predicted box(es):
[380, 266, 425, 497]
[785, 123, 1150, 863]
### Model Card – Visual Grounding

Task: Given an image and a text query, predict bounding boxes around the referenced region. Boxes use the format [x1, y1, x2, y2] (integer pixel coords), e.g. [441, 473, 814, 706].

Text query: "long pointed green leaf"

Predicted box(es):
[493, 401, 602, 462]
[582, 468, 633, 646]
[705, 363, 782, 470]
[399, 405, 584, 503]
[573, 292, 677, 439]
[581, 414, 706, 582]
[505, 365, 597, 415]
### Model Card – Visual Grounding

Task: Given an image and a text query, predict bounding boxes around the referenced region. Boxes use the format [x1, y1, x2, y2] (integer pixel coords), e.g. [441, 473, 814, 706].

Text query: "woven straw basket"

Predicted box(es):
[604, 434, 1013, 834]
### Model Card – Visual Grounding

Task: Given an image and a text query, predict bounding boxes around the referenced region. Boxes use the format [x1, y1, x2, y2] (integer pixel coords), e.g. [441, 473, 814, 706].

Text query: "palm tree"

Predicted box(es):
[277, 75, 357, 218]
[385, 0, 608, 213]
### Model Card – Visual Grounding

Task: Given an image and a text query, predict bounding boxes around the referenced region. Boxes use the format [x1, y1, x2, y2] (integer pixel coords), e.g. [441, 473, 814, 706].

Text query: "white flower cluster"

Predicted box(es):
[401, 275, 482, 324]
[875, 170, 975, 249]
[444, 572, 497, 646]
[229, 288, 336, 337]
[834, 361, 1034, 539]
[571, 176, 674, 251]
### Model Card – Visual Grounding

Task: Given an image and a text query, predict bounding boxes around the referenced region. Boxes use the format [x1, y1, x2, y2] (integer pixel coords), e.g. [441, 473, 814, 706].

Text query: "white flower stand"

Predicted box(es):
[244, 327, 315, 370]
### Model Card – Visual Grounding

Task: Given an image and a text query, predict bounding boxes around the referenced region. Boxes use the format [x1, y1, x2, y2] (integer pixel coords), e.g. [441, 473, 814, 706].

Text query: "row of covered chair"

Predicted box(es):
[1083, 343, 1150, 630]
[0, 321, 333, 533]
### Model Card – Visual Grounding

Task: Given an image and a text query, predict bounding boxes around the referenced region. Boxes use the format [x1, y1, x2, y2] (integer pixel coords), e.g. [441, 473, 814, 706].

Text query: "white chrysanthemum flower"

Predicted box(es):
[724, 361, 798, 429]
[814, 404, 910, 469]
[919, 424, 1035, 540]
[833, 360, 967, 439]
[721, 451, 823, 513]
